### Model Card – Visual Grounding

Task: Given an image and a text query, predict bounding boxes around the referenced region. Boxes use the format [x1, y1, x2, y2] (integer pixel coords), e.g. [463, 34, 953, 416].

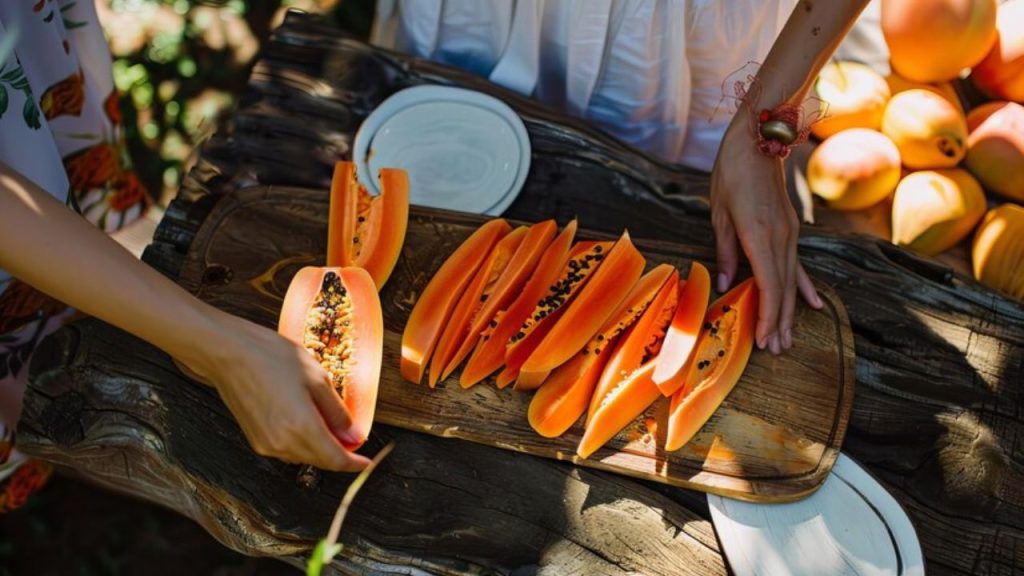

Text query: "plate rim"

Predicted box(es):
[353, 84, 531, 217]
[707, 452, 925, 576]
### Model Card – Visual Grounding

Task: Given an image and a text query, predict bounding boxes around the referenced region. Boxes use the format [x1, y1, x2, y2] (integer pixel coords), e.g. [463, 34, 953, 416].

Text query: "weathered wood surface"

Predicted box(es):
[21, 11, 1024, 575]
[177, 186, 855, 502]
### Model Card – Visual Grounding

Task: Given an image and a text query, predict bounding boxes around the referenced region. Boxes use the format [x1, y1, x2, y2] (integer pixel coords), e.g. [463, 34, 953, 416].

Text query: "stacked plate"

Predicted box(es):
[353, 85, 531, 216]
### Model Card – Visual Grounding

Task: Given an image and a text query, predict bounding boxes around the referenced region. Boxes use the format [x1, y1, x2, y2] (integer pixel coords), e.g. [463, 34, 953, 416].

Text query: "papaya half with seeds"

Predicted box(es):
[278, 266, 383, 450]
[666, 278, 758, 452]
[326, 161, 409, 289]
[400, 219, 511, 385]
[528, 264, 674, 437]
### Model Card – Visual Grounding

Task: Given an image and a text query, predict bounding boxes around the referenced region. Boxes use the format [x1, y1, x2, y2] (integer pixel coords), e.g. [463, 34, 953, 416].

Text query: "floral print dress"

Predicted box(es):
[0, 0, 149, 510]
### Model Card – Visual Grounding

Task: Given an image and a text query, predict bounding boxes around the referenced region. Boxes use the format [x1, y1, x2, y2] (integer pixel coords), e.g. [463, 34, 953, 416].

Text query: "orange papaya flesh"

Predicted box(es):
[442, 219, 557, 380]
[506, 240, 613, 357]
[505, 240, 613, 389]
[427, 226, 527, 388]
[520, 231, 647, 382]
[666, 278, 758, 452]
[586, 270, 679, 427]
[528, 347, 609, 437]
[526, 264, 673, 437]
[278, 266, 383, 450]
[652, 261, 711, 395]
[326, 161, 410, 289]
[577, 360, 662, 459]
[459, 220, 578, 388]
[400, 219, 511, 384]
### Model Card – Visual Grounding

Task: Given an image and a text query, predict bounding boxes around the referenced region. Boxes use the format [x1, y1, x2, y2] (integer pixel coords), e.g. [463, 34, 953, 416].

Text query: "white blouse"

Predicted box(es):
[372, 0, 798, 171]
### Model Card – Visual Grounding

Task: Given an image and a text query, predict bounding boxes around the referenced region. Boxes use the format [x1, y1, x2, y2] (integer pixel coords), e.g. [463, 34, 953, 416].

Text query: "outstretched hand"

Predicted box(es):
[710, 123, 823, 355]
[178, 311, 371, 473]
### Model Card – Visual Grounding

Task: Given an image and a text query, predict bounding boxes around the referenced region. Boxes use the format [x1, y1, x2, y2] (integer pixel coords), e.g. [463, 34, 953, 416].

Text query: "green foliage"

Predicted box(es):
[104, 0, 374, 204]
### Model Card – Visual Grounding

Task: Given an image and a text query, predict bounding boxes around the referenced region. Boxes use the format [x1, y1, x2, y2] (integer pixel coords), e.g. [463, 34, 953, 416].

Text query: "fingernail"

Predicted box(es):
[336, 429, 362, 446]
[814, 293, 824, 309]
[783, 329, 793, 348]
[770, 334, 781, 355]
[757, 336, 767, 350]
[717, 273, 730, 293]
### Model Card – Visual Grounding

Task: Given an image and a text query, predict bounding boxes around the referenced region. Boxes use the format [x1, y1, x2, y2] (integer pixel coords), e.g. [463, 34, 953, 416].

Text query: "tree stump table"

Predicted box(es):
[21, 11, 1024, 576]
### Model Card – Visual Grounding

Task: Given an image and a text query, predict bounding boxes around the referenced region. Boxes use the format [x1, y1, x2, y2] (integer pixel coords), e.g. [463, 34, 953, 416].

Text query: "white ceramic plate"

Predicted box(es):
[353, 85, 531, 216]
[708, 453, 925, 576]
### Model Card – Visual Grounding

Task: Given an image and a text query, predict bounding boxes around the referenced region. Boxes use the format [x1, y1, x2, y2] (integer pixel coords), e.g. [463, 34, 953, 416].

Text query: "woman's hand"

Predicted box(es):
[710, 122, 823, 355]
[177, 311, 372, 473]
[0, 163, 369, 473]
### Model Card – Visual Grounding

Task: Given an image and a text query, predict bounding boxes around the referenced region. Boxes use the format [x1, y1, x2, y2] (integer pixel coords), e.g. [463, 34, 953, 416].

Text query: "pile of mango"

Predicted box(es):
[807, 0, 1023, 300]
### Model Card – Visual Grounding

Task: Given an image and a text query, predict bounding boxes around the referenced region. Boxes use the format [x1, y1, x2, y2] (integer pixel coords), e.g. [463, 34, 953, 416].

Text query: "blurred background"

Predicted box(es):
[102, 0, 373, 207]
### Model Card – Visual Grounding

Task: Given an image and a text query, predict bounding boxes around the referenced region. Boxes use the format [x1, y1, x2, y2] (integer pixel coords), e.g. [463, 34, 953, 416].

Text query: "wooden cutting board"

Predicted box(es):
[179, 186, 856, 503]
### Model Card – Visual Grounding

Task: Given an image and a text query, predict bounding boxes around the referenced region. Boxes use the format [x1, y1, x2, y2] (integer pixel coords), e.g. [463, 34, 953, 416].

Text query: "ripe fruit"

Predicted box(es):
[882, 0, 998, 82]
[807, 128, 902, 211]
[972, 203, 1024, 299]
[812, 62, 891, 139]
[891, 169, 987, 255]
[965, 101, 1024, 202]
[882, 89, 968, 169]
[971, 0, 1024, 102]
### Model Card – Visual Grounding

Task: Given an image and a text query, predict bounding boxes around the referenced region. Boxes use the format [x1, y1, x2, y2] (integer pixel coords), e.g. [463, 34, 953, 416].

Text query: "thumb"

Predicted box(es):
[309, 377, 361, 447]
[713, 213, 739, 294]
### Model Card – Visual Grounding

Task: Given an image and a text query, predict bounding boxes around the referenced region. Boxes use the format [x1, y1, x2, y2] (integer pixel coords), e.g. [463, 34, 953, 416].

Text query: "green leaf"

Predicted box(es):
[22, 96, 40, 130]
[0, 86, 8, 119]
[1, 68, 22, 82]
[306, 540, 343, 576]
[304, 442, 395, 576]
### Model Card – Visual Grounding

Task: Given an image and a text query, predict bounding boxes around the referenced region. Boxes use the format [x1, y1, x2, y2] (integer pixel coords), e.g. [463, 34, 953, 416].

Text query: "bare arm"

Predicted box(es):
[711, 0, 871, 354]
[0, 162, 369, 471]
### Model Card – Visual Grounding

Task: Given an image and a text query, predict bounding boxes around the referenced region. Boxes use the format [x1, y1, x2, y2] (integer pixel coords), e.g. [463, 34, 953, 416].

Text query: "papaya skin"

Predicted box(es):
[326, 161, 409, 289]
[881, 89, 968, 169]
[972, 203, 1024, 300]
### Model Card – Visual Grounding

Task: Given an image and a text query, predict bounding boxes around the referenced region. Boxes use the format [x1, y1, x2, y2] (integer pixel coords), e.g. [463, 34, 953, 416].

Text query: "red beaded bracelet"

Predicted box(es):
[718, 62, 825, 160]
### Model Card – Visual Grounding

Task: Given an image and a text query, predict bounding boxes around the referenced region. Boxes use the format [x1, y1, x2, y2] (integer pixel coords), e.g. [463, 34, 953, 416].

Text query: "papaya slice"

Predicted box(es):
[652, 262, 711, 395]
[577, 361, 662, 459]
[666, 278, 758, 452]
[326, 161, 409, 289]
[400, 219, 511, 384]
[427, 226, 528, 388]
[460, 220, 577, 388]
[527, 264, 675, 438]
[441, 219, 557, 381]
[586, 269, 679, 426]
[517, 232, 646, 389]
[278, 266, 383, 450]
[504, 240, 614, 390]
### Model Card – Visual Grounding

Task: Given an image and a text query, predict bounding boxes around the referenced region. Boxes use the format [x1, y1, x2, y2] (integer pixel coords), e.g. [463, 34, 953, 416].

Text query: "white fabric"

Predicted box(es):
[372, 0, 798, 171]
